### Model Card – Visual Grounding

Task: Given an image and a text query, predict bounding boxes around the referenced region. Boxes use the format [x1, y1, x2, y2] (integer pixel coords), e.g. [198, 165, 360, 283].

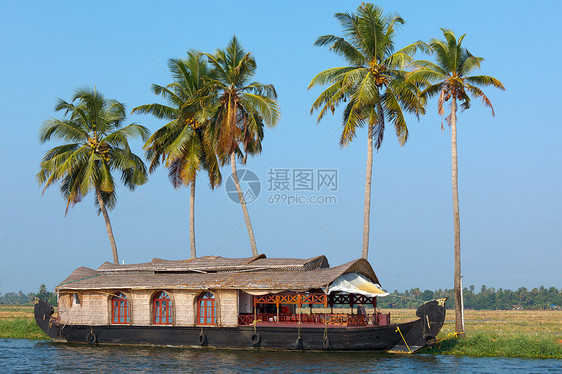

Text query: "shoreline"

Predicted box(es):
[422, 333, 562, 359]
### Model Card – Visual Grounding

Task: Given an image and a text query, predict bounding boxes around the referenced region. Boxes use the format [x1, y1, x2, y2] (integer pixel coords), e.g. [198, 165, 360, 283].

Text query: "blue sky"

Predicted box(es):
[0, 1, 560, 294]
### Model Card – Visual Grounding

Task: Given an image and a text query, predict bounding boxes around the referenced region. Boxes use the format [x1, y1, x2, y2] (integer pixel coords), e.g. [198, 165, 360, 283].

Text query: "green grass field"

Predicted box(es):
[1, 305, 560, 357]
[0, 305, 49, 339]
[382, 308, 562, 358]
[380, 308, 562, 337]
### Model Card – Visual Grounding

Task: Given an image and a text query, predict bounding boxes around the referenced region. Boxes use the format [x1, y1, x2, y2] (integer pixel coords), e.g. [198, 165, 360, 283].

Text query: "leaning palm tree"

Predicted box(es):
[38, 87, 149, 264]
[409, 29, 505, 333]
[204, 36, 280, 257]
[132, 52, 221, 259]
[309, 3, 426, 259]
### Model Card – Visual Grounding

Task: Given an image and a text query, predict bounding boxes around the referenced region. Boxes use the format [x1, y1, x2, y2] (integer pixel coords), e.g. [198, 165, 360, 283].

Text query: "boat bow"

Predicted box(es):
[388, 298, 447, 353]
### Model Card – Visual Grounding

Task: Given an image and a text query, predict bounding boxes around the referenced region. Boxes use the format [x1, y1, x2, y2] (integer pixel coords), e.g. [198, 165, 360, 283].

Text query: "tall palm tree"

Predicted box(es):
[38, 87, 149, 264]
[309, 3, 426, 259]
[132, 52, 221, 259]
[204, 36, 280, 257]
[409, 29, 505, 333]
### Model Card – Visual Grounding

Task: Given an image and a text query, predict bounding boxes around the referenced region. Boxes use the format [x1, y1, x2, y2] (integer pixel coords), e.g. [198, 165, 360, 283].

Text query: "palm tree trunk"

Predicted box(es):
[361, 121, 374, 259]
[230, 152, 258, 256]
[95, 187, 119, 265]
[451, 97, 464, 333]
[189, 179, 196, 259]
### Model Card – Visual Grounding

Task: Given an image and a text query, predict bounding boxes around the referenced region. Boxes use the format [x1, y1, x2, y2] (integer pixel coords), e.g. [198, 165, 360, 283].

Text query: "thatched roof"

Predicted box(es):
[96, 254, 330, 273]
[56, 254, 380, 292]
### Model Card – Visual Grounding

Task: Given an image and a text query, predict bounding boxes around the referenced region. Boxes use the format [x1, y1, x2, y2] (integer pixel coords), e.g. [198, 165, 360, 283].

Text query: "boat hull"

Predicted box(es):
[35, 299, 446, 353]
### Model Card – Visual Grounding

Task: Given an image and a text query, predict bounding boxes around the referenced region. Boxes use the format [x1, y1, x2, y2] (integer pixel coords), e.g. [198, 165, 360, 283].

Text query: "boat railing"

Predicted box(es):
[238, 312, 390, 327]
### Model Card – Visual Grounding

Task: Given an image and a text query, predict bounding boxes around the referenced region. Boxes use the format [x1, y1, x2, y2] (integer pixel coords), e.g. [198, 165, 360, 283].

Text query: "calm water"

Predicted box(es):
[0, 339, 560, 373]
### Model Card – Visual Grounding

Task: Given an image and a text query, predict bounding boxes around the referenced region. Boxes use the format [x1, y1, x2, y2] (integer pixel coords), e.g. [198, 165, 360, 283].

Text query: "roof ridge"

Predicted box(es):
[247, 253, 267, 263]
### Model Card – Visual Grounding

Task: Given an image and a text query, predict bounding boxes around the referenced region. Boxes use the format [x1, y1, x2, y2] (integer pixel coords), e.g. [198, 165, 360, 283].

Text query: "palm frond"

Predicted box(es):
[407, 69, 444, 88]
[39, 119, 88, 143]
[314, 35, 365, 65]
[429, 35, 455, 74]
[397, 40, 431, 56]
[37, 145, 89, 189]
[419, 83, 444, 101]
[40, 145, 90, 191]
[310, 67, 369, 122]
[117, 151, 148, 189]
[459, 55, 483, 76]
[164, 125, 197, 166]
[465, 84, 496, 116]
[150, 84, 185, 108]
[310, 79, 345, 121]
[242, 82, 278, 99]
[382, 89, 408, 145]
[371, 104, 385, 150]
[437, 89, 446, 116]
[411, 60, 448, 77]
[97, 160, 115, 194]
[104, 124, 150, 147]
[94, 189, 117, 214]
[239, 93, 280, 127]
[308, 66, 359, 88]
[132, 103, 178, 120]
[465, 75, 505, 90]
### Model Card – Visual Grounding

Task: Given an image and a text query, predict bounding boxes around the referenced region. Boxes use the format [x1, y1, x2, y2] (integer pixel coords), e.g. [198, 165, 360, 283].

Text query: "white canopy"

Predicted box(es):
[326, 273, 388, 297]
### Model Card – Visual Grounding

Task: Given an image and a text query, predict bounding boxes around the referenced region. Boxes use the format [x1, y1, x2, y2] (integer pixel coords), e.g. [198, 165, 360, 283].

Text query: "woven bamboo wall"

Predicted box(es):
[58, 292, 109, 325]
[173, 290, 196, 326]
[218, 290, 238, 327]
[57, 289, 238, 327]
[130, 290, 151, 325]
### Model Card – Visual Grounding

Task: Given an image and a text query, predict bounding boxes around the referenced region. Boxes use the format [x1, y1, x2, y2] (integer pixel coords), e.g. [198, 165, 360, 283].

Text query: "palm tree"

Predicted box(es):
[132, 52, 221, 259]
[38, 87, 149, 264]
[204, 36, 280, 257]
[409, 29, 505, 333]
[309, 3, 426, 259]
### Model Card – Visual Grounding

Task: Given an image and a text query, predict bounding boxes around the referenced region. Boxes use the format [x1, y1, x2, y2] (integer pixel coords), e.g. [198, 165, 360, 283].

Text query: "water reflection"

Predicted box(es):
[0, 339, 559, 373]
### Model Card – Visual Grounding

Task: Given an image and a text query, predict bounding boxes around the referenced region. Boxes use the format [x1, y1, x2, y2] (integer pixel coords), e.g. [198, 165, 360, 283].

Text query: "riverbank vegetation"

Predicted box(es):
[389, 308, 562, 358]
[424, 333, 561, 359]
[0, 319, 48, 340]
[378, 285, 562, 310]
[0, 305, 49, 340]
[0, 284, 57, 306]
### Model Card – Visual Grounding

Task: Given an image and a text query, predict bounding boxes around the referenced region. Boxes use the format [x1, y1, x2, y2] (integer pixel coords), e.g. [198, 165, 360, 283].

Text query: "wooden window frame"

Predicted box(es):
[197, 292, 217, 326]
[111, 292, 130, 325]
[153, 291, 173, 325]
[72, 293, 81, 306]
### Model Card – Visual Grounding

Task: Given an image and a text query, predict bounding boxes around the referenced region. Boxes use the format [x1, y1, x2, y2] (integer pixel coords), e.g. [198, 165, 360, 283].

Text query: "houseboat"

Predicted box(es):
[35, 254, 446, 353]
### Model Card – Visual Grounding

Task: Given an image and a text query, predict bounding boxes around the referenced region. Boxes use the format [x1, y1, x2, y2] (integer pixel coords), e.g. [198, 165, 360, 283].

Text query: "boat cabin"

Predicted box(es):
[55, 254, 390, 328]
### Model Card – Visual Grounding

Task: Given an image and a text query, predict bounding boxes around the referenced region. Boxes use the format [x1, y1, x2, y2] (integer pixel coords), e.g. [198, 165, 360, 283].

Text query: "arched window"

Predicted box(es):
[111, 292, 130, 324]
[153, 291, 173, 325]
[197, 292, 216, 325]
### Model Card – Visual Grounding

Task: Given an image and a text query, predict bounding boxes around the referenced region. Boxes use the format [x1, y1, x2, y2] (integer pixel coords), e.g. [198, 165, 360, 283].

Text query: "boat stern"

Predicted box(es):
[34, 298, 62, 340]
